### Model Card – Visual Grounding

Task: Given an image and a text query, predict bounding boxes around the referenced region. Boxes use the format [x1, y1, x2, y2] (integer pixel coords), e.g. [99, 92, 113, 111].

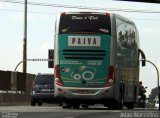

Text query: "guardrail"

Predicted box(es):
[0, 70, 35, 105]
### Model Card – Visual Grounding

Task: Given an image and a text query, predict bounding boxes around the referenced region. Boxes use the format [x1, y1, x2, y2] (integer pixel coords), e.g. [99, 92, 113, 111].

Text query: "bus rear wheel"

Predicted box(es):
[107, 101, 123, 110]
[125, 102, 134, 109]
[72, 104, 80, 109]
[62, 102, 72, 109]
[82, 104, 89, 109]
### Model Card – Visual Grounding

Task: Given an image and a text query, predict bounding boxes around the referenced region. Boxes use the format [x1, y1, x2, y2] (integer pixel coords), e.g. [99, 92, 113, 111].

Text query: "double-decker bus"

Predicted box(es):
[54, 12, 145, 109]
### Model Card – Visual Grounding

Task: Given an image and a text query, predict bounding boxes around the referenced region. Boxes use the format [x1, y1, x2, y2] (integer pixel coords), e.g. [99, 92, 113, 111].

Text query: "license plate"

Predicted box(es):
[79, 90, 89, 94]
[41, 89, 51, 92]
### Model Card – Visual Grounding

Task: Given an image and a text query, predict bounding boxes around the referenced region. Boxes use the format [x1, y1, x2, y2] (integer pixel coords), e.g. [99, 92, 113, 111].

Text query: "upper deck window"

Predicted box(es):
[59, 14, 111, 34]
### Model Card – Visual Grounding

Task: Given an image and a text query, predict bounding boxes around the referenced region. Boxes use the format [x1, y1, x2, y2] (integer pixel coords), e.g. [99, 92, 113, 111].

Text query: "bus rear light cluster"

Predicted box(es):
[60, 12, 66, 16]
[105, 13, 110, 16]
[32, 82, 36, 91]
[105, 66, 115, 87]
[55, 78, 64, 86]
[55, 64, 64, 86]
[58, 88, 65, 94]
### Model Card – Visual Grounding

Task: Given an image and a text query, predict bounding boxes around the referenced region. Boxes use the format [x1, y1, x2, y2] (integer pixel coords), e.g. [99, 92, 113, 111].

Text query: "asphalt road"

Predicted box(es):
[0, 105, 159, 118]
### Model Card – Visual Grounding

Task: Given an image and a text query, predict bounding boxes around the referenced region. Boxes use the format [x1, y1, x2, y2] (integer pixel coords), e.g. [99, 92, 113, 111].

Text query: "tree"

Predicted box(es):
[148, 87, 159, 101]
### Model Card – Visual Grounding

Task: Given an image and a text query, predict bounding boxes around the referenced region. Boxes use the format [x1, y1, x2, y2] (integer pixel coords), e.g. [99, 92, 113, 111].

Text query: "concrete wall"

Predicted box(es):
[0, 71, 35, 105]
[0, 93, 31, 105]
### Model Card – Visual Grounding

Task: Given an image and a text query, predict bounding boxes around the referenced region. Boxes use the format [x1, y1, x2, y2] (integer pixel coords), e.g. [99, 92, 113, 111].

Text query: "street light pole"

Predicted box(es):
[15, 59, 53, 72]
[140, 59, 160, 111]
[22, 0, 27, 73]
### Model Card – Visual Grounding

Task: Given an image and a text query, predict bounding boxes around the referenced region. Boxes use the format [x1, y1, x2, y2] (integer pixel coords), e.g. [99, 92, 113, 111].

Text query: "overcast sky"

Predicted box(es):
[0, 0, 160, 96]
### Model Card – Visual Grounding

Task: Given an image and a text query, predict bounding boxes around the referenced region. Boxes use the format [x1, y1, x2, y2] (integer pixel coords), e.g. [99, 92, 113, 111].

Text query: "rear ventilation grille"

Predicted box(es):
[63, 50, 106, 60]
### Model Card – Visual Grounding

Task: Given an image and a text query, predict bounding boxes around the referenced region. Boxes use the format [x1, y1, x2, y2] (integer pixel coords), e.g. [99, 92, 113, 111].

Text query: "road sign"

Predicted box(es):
[48, 49, 54, 68]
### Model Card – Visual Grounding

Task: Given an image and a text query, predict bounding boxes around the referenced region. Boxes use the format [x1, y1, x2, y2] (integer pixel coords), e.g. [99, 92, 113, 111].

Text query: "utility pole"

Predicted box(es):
[23, 0, 27, 73]
[140, 59, 160, 111]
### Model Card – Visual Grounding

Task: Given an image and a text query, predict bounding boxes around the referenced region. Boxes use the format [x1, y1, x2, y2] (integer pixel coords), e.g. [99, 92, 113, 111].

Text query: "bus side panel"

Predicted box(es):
[115, 17, 139, 103]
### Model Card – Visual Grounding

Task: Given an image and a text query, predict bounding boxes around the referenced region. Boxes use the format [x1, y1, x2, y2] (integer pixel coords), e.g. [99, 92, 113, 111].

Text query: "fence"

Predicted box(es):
[0, 70, 35, 105]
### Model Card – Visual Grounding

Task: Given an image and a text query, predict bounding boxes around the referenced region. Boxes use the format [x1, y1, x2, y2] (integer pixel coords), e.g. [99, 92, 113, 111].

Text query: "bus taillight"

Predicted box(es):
[106, 13, 110, 16]
[55, 64, 64, 86]
[105, 66, 114, 87]
[32, 82, 36, 91]
[60, 12, 66, 16]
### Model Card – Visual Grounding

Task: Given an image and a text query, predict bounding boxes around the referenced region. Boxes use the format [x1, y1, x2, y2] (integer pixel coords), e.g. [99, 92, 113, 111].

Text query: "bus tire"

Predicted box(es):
[118, 101, 123, 110]
[72, 104, 80, 109]
[62, 102, 72, 109]
[126, 102, 134, 109]
[38, 101, 42, 106]
[119, 81, 125, 109]
[82, 104, 89, 109]
[31, 99, 36, 106]
[107, 101, 121, 110]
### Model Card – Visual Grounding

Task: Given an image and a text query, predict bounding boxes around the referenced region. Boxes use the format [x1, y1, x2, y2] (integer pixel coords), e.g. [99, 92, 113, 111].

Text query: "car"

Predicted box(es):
[31, 73, 55, 106]
[154, 99, 159, 109]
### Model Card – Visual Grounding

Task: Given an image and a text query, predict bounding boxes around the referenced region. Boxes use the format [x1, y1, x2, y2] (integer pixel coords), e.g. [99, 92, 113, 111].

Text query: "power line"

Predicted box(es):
[0, 8, 56, 15]
[115, 0, 160, 4]
[130, 17, 160, 22]
[1, 8, 160, 22]
[1, 0, 160, 14]
[1, 0, 160, 22]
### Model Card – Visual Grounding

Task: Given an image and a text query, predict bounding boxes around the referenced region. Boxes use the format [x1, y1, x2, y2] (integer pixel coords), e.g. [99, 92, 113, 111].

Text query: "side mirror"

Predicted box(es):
[138, 49, 146, 67]
[142, 60, 146, 67]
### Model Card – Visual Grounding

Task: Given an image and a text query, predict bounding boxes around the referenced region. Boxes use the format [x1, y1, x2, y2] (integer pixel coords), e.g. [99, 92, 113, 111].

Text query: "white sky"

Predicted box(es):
[0, 0, 160, 96]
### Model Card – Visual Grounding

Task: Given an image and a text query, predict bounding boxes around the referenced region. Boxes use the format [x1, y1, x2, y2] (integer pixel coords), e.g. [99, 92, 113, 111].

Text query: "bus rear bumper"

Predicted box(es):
[54, 85, 114, 101]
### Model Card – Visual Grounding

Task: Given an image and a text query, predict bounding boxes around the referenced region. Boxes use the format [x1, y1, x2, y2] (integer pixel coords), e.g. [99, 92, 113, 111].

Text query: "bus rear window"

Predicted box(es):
[59, 14, 111, 34]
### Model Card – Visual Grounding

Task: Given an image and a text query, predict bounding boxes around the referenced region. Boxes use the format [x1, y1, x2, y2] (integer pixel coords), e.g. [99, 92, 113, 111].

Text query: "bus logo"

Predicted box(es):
[71, 66, 96, 81]
[68, 36, 101, 47]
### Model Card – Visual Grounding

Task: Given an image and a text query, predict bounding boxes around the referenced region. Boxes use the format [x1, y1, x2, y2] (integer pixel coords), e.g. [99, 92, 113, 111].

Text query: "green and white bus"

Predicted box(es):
[54, 12, 145, 109]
